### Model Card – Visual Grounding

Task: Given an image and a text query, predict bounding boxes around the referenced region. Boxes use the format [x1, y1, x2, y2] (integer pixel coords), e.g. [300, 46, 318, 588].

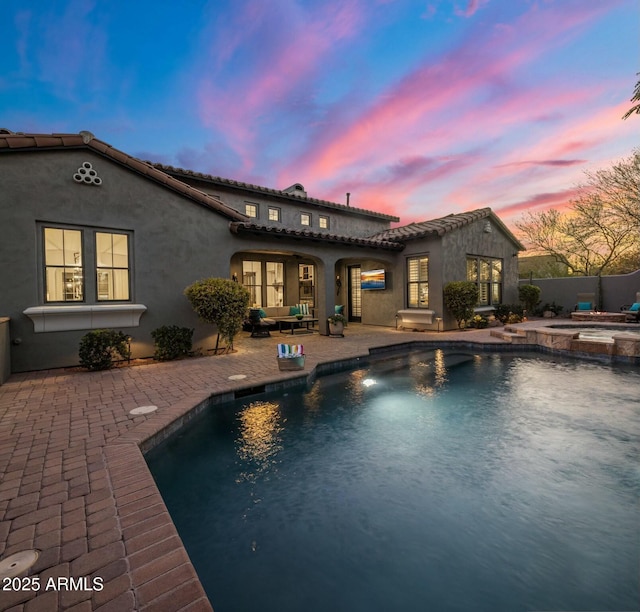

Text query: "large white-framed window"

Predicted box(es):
[298, 264, 315, 307]
[241, 260, 285, 307]
[44, 227, 84, 302]
[96, 232, 130, 301]
[266, 262, 284, 307]
[42, 225, 133, 303]
[407, 256, 429, 308]
[467, 256, 502, 305]
[28, 224, 143, 333]
[242, 260, 263, 307]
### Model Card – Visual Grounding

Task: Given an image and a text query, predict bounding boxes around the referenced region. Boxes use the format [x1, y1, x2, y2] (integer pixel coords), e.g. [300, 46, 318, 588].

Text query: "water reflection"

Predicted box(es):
[303, 383, 323, 414]
[346, 369, 368, 404]
[413, 349, 448, 397]
[236, 401, 283, 481]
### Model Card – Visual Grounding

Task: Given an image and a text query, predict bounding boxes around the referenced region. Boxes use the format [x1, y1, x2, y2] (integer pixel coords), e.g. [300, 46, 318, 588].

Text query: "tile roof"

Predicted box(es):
[371, 207, 525, 250]
[229, 221, 405, 250]
[0, 130, 248, 222]
[151, 163, 401, 222]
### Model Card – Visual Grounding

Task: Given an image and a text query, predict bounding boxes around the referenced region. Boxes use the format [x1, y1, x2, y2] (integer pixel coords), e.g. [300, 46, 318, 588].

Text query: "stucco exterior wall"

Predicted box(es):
[519, 269, 640, 314]
[1, 144, 523, 372]
[176, 177, 392, 238]
[0, 318, 10, 385]
[1, 150, 238, 371]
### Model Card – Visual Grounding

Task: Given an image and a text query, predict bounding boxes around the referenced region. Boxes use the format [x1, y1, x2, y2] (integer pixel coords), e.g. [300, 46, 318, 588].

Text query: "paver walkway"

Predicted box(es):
[0, 324, 509, 611]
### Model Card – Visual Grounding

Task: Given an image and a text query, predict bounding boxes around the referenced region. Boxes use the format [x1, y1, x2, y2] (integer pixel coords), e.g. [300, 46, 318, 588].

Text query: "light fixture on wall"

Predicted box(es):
[336, 275, 342, 296]
[232, 273, 238, 282]
[483, 221, 492, 233]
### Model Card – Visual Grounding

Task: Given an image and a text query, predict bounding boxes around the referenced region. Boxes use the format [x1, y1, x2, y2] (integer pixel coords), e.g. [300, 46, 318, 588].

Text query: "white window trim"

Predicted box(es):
[23, 304, 147, 333]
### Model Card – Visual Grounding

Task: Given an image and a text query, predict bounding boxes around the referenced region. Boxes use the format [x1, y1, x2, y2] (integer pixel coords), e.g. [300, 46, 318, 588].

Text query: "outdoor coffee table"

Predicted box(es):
[570, 311, 627, 323]
[278, 316, 319, 335]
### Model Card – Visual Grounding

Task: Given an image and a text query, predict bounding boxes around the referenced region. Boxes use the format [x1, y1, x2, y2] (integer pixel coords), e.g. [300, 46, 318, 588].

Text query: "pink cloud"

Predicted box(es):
[288, 1, 613, 187]
[455, 0, 482, 18]
[197, 0, 364, 173]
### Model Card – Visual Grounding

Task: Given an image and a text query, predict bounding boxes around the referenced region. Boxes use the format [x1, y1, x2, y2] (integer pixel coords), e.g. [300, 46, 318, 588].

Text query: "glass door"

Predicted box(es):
[348, 265, 361, 322]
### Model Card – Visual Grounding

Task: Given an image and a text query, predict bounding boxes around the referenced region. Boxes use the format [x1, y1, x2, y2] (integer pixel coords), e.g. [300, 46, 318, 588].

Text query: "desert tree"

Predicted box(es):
[515, 150, 640, 304]
[622, 74, 640, 120]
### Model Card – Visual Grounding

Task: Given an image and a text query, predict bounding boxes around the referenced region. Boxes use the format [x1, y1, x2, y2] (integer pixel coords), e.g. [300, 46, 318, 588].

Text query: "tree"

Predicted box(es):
[184, 278, 250, 353]
[516, 150, 640, 277]
[518, 284, 541, 315]
[443, 281, 479, 329]
[622, 74, 640, 120]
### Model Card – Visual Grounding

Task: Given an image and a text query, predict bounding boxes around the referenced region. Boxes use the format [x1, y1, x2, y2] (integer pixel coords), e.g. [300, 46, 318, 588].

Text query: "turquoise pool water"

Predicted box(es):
[146, 350, 640, 612]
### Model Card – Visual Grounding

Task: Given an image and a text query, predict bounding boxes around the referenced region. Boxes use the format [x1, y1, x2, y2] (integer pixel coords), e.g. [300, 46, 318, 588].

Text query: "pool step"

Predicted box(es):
[489, 326, 529, 344]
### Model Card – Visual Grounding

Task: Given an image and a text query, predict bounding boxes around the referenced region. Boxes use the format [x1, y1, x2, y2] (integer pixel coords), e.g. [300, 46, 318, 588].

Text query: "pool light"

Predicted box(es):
[362, 378, 377, 387]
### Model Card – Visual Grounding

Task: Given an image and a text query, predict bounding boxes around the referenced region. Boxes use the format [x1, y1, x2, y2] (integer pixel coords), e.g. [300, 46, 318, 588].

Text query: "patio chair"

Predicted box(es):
[248, 308, 271, 337]
[574, 293, 596, 311]
[621, 292, 640, 323]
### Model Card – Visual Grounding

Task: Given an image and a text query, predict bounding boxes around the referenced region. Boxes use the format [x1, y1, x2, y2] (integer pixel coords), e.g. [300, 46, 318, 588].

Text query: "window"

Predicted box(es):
[96, 232, 130, 300]
[319, 215, 329, 229]
[467, 256, 502, 305]
[300, 212, 311, 226]
[245, 203, 258, 218]
[242, 260, 262, 307]
[407, 256, 429, 308]
[42, 225, 132, 303]
[298, 264, 315, 307]
[44, 228, 84, 302]
[242, 260, 284, 307]
[268, 207, 281, 222]
[266, 262, 284, 307]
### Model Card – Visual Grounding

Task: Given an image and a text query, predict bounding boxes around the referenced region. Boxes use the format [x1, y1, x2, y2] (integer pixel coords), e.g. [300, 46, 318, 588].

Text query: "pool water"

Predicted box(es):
[146, 351, 640, 612]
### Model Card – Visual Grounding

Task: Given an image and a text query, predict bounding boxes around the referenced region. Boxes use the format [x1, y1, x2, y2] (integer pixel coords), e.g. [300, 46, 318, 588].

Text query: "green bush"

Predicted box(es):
[184, 278, 250, 350]
[518, 284, 541, 314]
[151, 325, 193, 361]
[535, 301, 564, 317]
[494, 304, 524, 324]
[469, 314, 489, 329]
[443, 281, 479, 329]
[79, 329, 130, 371]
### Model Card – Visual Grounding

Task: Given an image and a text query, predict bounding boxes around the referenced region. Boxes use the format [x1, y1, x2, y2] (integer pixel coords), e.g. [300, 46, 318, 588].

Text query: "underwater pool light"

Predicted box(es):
[362, 378, 377, 387]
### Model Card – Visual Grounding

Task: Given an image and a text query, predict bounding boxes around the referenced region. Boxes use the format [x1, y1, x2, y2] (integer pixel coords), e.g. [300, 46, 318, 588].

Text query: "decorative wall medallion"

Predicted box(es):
[73, 161, 102, 185]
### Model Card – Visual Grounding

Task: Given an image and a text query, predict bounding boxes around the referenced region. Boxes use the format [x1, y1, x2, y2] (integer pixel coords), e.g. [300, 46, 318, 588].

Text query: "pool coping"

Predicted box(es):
[1, 322, 638, 611]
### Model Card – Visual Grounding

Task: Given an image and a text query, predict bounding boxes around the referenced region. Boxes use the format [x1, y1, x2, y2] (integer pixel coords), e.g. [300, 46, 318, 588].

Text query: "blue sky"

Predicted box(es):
[1, 0, 637, 230]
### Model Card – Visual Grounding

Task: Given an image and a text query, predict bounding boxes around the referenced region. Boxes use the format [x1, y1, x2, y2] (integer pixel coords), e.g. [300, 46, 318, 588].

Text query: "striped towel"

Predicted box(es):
[277, 344, 304, 358]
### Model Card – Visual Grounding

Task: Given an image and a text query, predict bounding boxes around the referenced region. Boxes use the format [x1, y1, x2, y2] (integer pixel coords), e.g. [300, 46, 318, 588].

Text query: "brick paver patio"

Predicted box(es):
[0, 324, 514, 611]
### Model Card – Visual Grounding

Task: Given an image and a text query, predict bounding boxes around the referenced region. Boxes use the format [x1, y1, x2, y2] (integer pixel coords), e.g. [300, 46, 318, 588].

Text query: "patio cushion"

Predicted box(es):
[577, 302, 592, 311]
[259, 308, 267, 318]
[289, 306, 301, 316]
[629, 302, 640, 312]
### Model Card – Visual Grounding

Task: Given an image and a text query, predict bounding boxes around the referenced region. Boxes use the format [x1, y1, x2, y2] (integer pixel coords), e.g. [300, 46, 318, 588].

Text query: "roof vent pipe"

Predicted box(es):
[346, 192, 350, 206]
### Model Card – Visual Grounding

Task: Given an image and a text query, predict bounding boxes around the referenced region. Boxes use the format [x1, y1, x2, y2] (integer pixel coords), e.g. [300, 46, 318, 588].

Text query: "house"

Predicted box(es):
[0, 130, 524, 373]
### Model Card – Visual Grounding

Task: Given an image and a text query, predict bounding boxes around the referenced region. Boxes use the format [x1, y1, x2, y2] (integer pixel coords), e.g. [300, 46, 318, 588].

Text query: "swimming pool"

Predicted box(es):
[146, 350, 640, 612]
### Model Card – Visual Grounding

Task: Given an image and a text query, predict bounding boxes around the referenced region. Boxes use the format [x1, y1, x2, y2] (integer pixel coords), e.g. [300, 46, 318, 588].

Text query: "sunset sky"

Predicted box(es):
[1, 0, 637, 232]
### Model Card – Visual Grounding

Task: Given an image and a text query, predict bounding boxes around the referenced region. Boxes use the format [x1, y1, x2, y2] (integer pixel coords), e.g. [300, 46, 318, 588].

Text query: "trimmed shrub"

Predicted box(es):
[444, 281, 479, 329]
[469, 314, 489, 329]
[535, 301, 564, 317]
[79, 329, 130, 371]
[184, 278, 250, 350]
[518, 284, 541, 314]
[151, 325, 193, 361]
[494, 304, 524, 324]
